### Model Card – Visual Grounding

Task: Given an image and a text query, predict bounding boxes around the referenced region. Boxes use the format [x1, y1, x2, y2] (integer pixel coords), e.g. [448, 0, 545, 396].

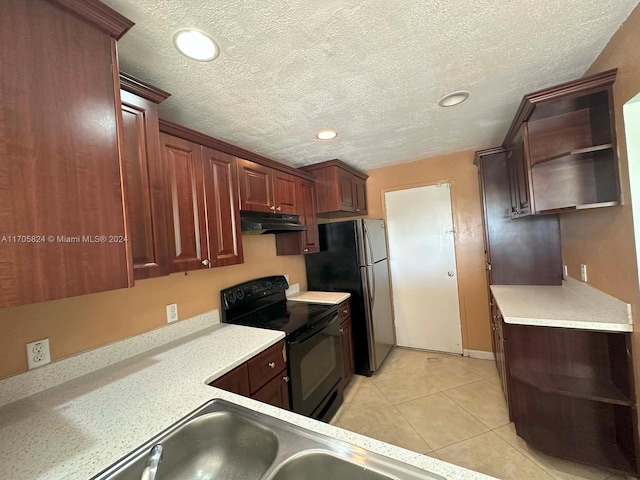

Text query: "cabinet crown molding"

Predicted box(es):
[503, 69, 618, 147]
[158, 119, 316, 181]
[46, 0, 134, 39]
[300, 159, 369, 180]
[119, 73, 171, 103]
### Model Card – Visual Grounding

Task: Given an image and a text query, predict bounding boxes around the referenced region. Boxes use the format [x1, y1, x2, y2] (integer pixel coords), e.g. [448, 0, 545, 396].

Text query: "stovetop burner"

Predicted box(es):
[220, 276, 336, 336]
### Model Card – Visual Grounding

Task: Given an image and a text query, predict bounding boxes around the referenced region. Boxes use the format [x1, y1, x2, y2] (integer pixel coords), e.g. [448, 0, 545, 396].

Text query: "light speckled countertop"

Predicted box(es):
[491, 278, 632, 332]
[0, 319, 492, 480]
[287, 290, 351, 305]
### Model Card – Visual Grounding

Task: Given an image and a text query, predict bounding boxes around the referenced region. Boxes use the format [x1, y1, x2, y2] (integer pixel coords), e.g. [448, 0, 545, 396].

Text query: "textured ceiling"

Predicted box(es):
[104, 0, 639, 170]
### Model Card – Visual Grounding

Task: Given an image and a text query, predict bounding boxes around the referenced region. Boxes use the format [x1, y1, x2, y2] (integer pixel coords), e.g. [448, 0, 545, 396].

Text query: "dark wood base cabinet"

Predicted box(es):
[210, 340, 291, 410]
[492, 302, 639, 475]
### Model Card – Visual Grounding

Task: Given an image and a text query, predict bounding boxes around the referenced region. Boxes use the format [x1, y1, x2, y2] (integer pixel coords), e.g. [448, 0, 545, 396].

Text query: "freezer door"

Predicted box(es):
[362, 219, 388, 264]
[362, 259, 394, 371]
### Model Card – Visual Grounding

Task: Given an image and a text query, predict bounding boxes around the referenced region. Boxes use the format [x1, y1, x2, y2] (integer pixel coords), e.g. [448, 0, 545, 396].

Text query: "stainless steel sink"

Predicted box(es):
[92, 399, 446, 480]
[97, 410, 278, 480]
[268, 451, 396, 480]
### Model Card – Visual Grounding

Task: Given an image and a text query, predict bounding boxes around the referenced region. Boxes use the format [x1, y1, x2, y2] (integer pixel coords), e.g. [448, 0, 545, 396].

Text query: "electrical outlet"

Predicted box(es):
[166, 303, 178, 323]
[580, 264, 588, 283]
[26, 338, 51, 370]
[563, 265, 568, 279]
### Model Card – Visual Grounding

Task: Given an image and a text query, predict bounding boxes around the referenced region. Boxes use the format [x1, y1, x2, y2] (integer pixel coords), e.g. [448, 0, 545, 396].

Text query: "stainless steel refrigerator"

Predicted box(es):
[305, 219, 394, 375]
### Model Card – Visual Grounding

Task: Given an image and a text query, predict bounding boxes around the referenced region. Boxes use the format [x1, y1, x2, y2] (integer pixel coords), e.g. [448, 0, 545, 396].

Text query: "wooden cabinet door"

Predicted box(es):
[0, 0, 132, 307]
[238, 158, 274, 213]
[252, 370, 291, 410]
[340, 318, 355, 386]
[273, 170, 298, 215]
[210, 363, 251, 397]
[120, 90, 169, 280]
[160, 133, 209, 272]
[299, 179, 319, 253]
[353, 177, 368, 214]
[202, 147, 244, 267]
[337, 169, 356, 211]
[508, 127, 531, 217]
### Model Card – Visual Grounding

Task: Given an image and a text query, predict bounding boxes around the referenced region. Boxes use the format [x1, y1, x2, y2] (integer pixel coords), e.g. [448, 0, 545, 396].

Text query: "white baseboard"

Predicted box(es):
[463, 349, 495, 360]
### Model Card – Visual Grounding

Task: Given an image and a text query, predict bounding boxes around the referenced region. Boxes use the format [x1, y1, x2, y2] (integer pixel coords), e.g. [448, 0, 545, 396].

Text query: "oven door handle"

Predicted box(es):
[289, 314, 339, 346]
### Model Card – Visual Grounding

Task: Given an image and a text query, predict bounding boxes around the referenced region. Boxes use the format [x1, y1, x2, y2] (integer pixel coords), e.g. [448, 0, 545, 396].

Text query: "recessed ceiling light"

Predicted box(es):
[438, 91, 470, 107]
[172, 29, 219, 62]
[316, 130, 338, 140]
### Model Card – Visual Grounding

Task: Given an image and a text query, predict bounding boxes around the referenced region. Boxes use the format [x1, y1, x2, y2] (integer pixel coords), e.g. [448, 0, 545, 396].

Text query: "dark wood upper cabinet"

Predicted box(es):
[476, 148, 562, 286]
[502, 69, 620, 215]
[275, 178, 320, 256]
[337, 169, 356, 210]
[0, 0, 134, 307]
[273, 170, 298, 214]
[300, 159, 369, 217]
[237, 158, 301, 215]
[353, 177, 368, 213]
[506, 126, 532, 218]
[119, 76, 171, 280]
[202, 147, 244, 267]
[237, 158, 275, 213]
[160, 133, 210, 273]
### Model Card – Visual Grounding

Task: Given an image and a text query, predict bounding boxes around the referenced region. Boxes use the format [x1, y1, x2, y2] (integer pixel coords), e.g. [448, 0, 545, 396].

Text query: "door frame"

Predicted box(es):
[380, 177, 468, 353]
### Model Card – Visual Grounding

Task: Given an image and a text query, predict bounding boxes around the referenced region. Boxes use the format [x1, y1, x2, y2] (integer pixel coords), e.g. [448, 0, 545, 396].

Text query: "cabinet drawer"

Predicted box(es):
[338, 300, 351, 323]
[210, 363, 250, 397]
[248, 340, 287, 394]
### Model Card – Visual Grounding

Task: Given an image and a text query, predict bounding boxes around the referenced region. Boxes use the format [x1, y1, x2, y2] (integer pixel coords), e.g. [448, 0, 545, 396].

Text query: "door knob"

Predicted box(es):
[270, 205, 276, 211]
[268, 362, 276, 369]
[202, 259, 210, 266]
[282, 376, 290, 383]
[447, 271, 455, 277]
[303, 248, 309, 252]
[276, 206, 281, 211]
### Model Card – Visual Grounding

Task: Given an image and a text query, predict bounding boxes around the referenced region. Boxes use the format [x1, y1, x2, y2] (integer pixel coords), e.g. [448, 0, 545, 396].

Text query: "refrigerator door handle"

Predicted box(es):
[368, 264, 376, 310]
[363, 221, 375, 266]
[361, 265, 377, 369]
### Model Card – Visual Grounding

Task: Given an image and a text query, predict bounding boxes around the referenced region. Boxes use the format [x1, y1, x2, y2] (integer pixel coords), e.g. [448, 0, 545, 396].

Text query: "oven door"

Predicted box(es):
[288, 313, 343, 417]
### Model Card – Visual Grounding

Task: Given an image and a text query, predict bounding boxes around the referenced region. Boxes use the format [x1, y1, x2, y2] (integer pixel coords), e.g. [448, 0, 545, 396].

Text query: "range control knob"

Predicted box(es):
[225, 291, 237, 304]
[266, 281, 273, 289]
[236, 289, 245, 300]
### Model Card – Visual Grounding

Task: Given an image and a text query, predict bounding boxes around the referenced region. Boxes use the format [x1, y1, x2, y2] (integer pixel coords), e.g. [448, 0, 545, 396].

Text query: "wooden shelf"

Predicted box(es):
[517, 423, 637, 475]
[511, 369, 632, 406]
[531, 144, 613, 167]
[537, 201, 620, 215]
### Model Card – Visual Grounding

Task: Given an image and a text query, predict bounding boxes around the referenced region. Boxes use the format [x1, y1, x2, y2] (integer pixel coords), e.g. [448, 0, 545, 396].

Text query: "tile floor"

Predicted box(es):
[331, 347, 636, 480]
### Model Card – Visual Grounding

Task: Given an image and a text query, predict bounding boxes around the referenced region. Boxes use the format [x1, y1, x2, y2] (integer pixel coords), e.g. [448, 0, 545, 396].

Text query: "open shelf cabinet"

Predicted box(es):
[505, 323, 639, 475]
[504, 69, 620, 217]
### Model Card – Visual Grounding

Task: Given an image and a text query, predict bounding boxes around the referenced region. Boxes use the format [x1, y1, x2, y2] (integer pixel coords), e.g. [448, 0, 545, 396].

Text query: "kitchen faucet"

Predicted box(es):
[140, 444, 163, 480]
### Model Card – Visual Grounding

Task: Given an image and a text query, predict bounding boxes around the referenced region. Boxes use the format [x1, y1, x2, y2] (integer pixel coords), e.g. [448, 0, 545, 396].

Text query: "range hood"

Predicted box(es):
[240, 211, 307, 235]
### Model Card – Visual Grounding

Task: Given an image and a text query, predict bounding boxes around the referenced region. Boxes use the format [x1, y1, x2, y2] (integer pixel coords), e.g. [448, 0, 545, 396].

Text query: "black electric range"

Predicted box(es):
[221, 276, 344, 421]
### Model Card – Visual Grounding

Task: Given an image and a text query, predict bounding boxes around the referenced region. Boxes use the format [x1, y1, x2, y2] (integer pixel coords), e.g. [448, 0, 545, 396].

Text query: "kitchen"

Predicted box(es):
[1, 0, 640, 479]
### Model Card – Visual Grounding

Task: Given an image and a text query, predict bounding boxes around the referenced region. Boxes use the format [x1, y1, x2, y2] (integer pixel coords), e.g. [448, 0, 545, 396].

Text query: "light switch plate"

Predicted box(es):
[26, 338, 51, 370]
[166, 303, 178, 323]
[580, 264, 588, 282]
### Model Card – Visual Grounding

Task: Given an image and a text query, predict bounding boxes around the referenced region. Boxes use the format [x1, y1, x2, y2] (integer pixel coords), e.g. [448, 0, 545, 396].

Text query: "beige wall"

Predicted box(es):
[0, 235, 307, 380]
[561, 4, 640, 309]
[366, 149, 492, 352]
[560, 4, 640, 404]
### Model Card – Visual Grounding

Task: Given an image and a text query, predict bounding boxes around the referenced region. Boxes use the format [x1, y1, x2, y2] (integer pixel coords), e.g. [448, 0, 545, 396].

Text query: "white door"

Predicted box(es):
[385, 184, 463, 354]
